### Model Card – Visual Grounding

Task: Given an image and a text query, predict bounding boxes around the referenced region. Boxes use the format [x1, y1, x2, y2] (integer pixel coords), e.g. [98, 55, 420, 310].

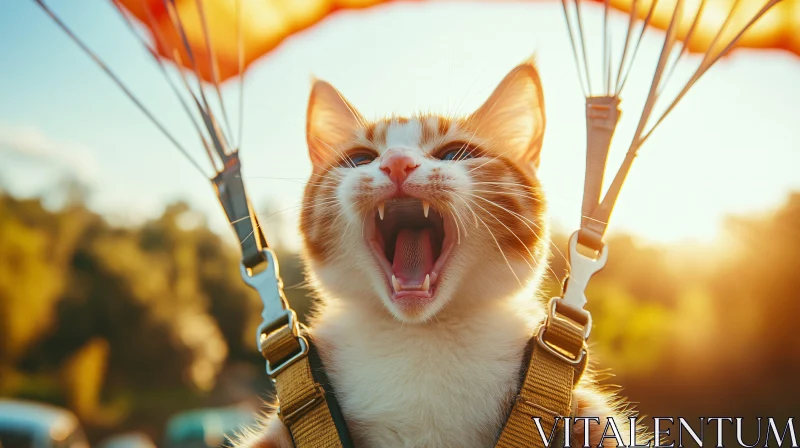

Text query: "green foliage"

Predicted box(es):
[0, 192, 270, 440]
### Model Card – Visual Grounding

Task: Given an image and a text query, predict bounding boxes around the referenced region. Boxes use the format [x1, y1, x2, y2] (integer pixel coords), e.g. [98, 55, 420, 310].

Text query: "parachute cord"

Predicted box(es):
[195, 0, 237, 150]
[559, 0, 589, 97]
[615, 0, 661, 95]
[602, 0, 611, 94]
[32, 0, 207, 177]
[572, 0, 593, 95]
[627, 0, 684, 154]
[655, 0, 708, 98]
[237, 0, 246, 151]
[161, 0, 232, 164]
[637, 0, 785, 147]
[109, 0, 215, 167]
[613, 0, 638, 97]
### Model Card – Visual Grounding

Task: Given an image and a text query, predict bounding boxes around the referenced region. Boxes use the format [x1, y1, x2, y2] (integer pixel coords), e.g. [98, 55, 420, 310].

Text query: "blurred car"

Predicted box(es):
[163, 407, 256, 448]
[96, 432, 155, 448]
[0, 399, 89, 448]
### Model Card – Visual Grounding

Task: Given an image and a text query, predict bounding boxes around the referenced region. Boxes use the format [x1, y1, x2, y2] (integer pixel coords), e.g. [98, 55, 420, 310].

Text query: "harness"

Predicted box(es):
[32, 0, 785, 446]
[241, 100, 615, 447]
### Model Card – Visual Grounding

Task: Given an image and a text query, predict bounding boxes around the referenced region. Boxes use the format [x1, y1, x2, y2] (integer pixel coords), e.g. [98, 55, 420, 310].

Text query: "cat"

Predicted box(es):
[235, 59, 635, 448]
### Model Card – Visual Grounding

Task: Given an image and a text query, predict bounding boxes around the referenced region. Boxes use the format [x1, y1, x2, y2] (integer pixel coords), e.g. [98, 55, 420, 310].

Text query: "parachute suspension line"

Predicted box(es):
[32, 0, 206, 177]
[162, 0, 231, 167]
[637, 0, 785, 146]
[553, 0, 786, 334]
[602, 0, 611, 94]
[627, 0, 685, 157]
[558, 0, 786, 249]
[171, 49, 224, 171]
[613, 0, 638, 97]
[237, 0, 246, 150]
[572, 0, 594, 95]
[615, 0, 660, 95]
[655, 0, 708, 97]
[560, 0, 589, 96]
[110, 0, 215, 166]
[195, 0, 237, 150]
[123, 0, 219, 170]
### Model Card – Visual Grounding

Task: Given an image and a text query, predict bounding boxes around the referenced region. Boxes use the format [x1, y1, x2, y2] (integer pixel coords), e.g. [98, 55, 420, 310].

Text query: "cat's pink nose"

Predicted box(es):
[380, 149, 420, 185]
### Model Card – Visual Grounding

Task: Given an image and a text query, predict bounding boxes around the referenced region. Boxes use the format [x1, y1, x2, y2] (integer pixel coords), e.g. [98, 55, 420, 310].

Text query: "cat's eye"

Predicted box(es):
[437, 143, 478, 161]
[342, 150, 377, 167]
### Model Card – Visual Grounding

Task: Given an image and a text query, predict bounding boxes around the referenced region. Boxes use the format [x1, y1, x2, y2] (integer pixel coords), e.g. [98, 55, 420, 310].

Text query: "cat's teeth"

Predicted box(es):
[421, 274, 430, 291]
[378, 202, 385, 220]
[422, 201, 430, 218]
[392, 275, 400, 292]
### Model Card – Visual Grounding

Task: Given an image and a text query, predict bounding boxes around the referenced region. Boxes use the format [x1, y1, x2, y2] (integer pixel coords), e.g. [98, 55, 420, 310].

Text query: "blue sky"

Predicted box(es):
[1, 0, 799, 249]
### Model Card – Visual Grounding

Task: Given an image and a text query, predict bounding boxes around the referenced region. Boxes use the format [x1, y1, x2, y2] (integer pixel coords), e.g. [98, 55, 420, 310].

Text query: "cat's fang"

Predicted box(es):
[423, 201, 430, 218]
[378, 202, 385, 220]
[421, 274, 430, 291]
[392, 275, 401, 292]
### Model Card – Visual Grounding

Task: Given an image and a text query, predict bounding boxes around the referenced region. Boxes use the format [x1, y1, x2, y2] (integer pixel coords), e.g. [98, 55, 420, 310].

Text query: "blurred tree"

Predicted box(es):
[708, 193, 800, 408]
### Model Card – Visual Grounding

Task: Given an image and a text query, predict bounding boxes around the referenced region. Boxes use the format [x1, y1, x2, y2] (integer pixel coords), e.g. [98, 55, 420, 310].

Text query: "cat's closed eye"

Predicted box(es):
[436, 142, 479, 161]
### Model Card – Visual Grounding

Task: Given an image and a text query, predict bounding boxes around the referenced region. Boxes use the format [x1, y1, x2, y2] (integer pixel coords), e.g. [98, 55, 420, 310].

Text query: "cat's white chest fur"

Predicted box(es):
[312, 302, 540, 448]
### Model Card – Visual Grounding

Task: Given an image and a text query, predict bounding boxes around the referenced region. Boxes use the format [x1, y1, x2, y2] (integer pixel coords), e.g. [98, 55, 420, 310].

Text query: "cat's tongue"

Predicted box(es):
[392, 228, 434, 287]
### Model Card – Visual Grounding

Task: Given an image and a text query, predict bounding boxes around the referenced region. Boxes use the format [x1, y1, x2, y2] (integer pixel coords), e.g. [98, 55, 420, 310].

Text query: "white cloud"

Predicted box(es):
[0, 124, 99, 182]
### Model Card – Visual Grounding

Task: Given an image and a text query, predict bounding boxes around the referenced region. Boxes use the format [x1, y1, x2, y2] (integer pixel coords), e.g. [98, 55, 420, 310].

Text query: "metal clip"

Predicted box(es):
[241, 249, 308, 376]
[213, 154, 267, 270]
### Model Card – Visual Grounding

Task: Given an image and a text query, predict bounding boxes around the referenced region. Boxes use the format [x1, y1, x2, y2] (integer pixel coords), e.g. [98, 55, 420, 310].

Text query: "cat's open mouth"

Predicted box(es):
[365, 198, 457, 302]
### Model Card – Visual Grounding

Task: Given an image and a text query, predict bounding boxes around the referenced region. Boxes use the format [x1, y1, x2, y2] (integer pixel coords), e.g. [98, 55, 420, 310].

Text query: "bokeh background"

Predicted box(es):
[1, 0, 799, 446]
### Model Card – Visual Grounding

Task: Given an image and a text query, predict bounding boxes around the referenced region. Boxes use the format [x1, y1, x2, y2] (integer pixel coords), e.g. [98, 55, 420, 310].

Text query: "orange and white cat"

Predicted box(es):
[237, 60, 633, 448]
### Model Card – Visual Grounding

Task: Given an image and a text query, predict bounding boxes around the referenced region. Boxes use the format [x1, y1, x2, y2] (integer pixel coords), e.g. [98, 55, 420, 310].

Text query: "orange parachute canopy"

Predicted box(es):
[118, 0, 800, 83]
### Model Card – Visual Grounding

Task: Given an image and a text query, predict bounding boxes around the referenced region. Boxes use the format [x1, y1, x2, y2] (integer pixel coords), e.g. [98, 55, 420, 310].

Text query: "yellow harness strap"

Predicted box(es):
[495, 298, 589, 448]
[262, 324, 343, 448]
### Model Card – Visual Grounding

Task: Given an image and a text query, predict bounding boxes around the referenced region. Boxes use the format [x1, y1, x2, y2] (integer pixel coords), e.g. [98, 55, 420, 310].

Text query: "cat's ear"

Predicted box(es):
[307, 79, 364, 168]
[468, 60, 546, 170]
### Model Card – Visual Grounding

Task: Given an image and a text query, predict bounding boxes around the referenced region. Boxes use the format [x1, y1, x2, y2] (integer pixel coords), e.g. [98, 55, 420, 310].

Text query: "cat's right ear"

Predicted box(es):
[306, 80, 364, 169]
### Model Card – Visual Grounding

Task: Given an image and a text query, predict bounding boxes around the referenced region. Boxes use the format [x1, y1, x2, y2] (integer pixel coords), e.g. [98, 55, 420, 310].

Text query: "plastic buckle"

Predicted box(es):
[559, 231, 608, 339]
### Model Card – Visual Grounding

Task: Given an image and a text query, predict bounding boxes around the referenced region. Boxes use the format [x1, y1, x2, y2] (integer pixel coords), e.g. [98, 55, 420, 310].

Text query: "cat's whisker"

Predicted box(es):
[337, 197, 371, 247]
[471, 181, 537, 191]
[459, 194, 542, 278]
[473, 182, 594, 210]
[466, 187, 572, 270]
[468, 188, 543, 204]
[360, 207, 369, 241]
[445, 203, 464, 245]
[444, 189, 481, 228]
[445, 202, 467, 244]
[226, 199, 333, 227]
[451, 192, 522, 286]
[463, 192, 563, 279]
[251, 198, 342, 223]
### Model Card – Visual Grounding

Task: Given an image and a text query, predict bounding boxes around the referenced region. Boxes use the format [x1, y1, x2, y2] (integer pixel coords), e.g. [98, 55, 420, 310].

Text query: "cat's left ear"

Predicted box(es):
[307, 79, 364, 169]
[468, 60, 546, 170]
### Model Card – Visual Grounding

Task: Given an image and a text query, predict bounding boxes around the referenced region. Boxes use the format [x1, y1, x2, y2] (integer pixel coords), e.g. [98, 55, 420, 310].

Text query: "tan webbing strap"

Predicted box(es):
[495, 300, 588, 448]
[262, 325, 343, 448]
